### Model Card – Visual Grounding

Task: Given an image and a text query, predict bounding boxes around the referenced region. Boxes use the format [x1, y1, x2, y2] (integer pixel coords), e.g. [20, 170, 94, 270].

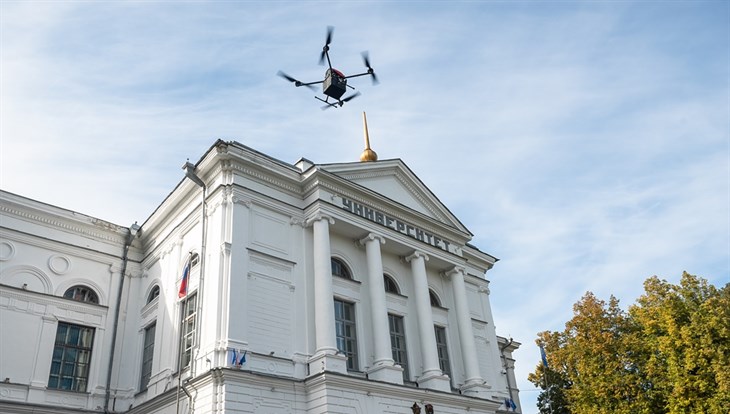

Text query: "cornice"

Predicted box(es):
[233, 163, 303, 196]
[0, 201, 125, 245]
[0, 229, 125, 263]
[0, 284, 109, 318]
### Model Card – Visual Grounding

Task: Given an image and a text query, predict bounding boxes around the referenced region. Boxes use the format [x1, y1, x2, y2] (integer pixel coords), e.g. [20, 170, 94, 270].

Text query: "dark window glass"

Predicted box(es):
[147, 285, 160, 304]
[334, 299, 358, 371]
[140, 323, 156, 391]
[48, 322, 94, 392]
[383, 274, 400, 294]
[180, 294, 197, 369]
[331, 258, 352, 279]
[434, 326, 451, 378]
[63, 286, 99, 304]
[389, 314, 409, 381]
[429, 290, 441, 307]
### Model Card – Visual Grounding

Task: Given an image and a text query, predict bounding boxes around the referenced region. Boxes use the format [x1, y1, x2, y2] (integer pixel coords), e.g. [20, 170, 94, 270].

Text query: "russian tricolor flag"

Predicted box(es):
[178, 256, 191, 298]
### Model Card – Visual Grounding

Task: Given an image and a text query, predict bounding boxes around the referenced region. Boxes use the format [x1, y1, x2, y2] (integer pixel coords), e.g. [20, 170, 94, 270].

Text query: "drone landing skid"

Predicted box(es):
[316, 91, 361, 110]
[316, 96, 341, 110]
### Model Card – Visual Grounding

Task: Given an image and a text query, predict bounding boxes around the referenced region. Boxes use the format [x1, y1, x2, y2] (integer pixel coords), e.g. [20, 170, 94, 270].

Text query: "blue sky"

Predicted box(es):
[1, 1, 728, 412]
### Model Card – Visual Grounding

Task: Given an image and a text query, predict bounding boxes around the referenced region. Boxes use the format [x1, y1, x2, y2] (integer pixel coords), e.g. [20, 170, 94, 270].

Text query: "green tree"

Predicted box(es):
[630, 272, 730, 414]
[529, 273, 729, 414]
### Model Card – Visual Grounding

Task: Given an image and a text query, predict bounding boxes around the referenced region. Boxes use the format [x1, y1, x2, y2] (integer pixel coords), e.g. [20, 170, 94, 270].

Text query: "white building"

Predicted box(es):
[0, 137, 520, 414]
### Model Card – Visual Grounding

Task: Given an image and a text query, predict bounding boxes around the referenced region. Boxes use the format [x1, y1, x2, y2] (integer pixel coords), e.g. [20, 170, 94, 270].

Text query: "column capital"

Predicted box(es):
[404, 250, 429, 263]
[358, 232, 385, 246]
[305, 213, 335, 227]
[444, 266, 466, 279]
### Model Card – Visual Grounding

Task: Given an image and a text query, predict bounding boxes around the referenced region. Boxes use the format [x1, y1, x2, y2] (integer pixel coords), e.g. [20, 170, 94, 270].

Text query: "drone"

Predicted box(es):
[278, 26, 378, 109]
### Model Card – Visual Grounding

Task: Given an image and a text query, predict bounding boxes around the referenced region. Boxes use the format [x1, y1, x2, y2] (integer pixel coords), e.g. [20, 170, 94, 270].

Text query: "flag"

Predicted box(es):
[509, 399, 517, 410]
[539, 344, 549, 369]
[178, 255, 191, 298]
[228, 348, 247, 367]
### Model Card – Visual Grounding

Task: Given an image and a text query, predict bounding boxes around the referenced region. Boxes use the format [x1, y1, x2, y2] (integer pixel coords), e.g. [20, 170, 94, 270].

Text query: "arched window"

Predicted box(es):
[383, 274, 400, 294]
[429, 289, 441, 307]
[147, 285, 160, 304]
[331, 258, 352, 279]
[64, 285, 99, 304]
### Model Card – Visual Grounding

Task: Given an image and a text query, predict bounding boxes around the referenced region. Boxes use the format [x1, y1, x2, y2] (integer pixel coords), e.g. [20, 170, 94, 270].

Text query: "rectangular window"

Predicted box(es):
[180, 294, 197, 369]
[388, 314, 409, 381]
[140, 322, 156, 391]
[334, 299, 359, 371]
[48, 322, 95, 392]
[434, 325, 451, 378]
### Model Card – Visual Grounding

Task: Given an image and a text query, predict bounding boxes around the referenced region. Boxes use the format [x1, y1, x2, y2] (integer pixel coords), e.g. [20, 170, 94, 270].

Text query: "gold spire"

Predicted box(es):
[359, 111, 378, 162]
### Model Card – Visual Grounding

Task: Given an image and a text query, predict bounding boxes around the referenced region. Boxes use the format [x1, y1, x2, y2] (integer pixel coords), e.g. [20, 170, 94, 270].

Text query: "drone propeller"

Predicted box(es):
[342, 91, 361, 103]
[319, 26, 334, 65]
[361, 51, 379, 85]
[277, 71, 316, 91]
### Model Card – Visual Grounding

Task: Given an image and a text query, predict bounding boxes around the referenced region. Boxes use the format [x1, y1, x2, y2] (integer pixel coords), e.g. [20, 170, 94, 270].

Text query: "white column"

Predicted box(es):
[307, 214, 347, 374]
[360, 233, 403, 384]
[406, 251, 450, 392]
[311, 215, 337, 355]
[447, 266, 487, 391]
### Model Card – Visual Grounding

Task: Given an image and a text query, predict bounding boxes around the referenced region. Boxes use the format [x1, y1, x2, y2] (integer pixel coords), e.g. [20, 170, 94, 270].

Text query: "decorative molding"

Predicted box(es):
[0, 203, 125, 244]
[48, 254, 72, 275]
[304, 213, 335, 227]
[233, 164, 301, 195]
[358, 233, 385, 246]
[0, 241, 15, 261]
[0, 285, 109, 318]
[404, 250, 429, 263]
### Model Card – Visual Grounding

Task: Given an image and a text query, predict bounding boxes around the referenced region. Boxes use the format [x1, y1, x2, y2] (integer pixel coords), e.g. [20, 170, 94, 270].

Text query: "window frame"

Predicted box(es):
[146, 285, 160, 304]
[48, 322, 95, 392]
[429, 289, 442, 307]
[139, 322, 156, 391]
[383, 274, 400, 294]
[331, 257, 353, 280]
[63, 285, 99, 304]
[179, 293, 197, 370]
[388, 313, 409, 381]
[333, 298, 359, 371]
[434, 325, 452, 378]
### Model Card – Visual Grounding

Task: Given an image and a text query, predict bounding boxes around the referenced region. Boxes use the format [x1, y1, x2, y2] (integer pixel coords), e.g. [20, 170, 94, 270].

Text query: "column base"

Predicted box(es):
[367, 362, 404, 385]
[308, 351, 348, 376]
[417, 370, 451, 392]
[460, 378, 491, 398]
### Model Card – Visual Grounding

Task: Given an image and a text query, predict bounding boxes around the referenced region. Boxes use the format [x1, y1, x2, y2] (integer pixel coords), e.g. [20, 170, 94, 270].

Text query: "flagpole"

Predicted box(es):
[176, 252, 192, 414]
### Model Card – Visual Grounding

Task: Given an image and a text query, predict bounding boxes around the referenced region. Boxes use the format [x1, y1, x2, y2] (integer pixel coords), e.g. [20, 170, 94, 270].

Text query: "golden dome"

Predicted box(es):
[360, 148, 378, 162]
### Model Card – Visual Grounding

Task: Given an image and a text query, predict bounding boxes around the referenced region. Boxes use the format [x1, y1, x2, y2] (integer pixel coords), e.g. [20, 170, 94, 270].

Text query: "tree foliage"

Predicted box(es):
[528, 272, 729, 414]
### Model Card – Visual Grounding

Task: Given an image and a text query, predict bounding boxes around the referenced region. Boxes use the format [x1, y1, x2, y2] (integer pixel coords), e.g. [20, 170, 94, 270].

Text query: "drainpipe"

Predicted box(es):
[104, 223, 140, 413]
[500, 338, 515, 412]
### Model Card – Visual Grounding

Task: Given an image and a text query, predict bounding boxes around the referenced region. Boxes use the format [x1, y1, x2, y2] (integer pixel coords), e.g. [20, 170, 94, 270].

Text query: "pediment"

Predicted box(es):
[319, 159, 471, 235]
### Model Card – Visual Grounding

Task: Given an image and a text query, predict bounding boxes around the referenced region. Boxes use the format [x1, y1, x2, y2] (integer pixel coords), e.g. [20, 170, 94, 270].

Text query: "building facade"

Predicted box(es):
[0, 140, 520, 413]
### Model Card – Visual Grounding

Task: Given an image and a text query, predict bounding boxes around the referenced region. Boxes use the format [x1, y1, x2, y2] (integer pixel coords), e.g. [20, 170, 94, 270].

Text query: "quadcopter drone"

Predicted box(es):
[278, 26, 378, 109]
